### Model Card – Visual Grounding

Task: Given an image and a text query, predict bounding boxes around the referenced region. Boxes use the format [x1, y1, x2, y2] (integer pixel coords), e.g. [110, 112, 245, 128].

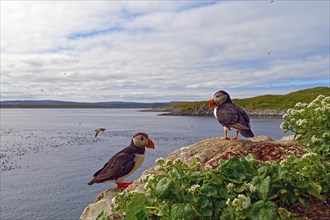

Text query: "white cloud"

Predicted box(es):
[1, 1, 329, 102]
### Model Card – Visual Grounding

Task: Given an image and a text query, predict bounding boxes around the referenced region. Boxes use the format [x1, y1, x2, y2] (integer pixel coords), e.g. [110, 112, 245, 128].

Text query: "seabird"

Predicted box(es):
[209, 90, 254, 140]
[88, 132, 155, 190]
[94, 128, 106, 138]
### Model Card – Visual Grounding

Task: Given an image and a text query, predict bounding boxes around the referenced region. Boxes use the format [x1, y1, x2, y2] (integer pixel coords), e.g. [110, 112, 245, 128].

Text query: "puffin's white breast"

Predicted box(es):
[213, 107, 218, 118]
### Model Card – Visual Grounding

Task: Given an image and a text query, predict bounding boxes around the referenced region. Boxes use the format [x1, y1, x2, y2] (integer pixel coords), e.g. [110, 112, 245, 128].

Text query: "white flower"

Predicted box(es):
[302, 152, 318, 158]
[226, 182, 235, 190]
[295, 102, 308, 108]
[188, 184, 201, 193]
[291, 110, 297, 115]
[280, 158, 287, 166]
[315, 107, 322, 113]
[322, 132, 330, 138]
[246, 183, 256, 193]
[297, 109, 305, 114]
[204, 164, 213, 170]
[296, 119, 307, 126]
[155, 157, 165, 165]
[280, 122, 287, 130]
[226, 198, 231, 206]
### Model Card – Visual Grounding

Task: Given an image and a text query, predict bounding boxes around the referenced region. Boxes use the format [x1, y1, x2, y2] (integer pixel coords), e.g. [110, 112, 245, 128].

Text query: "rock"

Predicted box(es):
[251, 135, 274, 142]
[80, 136, 306, 219]
[80, 188, 122, 220]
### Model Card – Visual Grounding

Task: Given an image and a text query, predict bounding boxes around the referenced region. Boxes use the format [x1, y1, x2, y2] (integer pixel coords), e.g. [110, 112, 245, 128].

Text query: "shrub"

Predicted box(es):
[280, 95, 330, 157]
[113, 154, 330, 220]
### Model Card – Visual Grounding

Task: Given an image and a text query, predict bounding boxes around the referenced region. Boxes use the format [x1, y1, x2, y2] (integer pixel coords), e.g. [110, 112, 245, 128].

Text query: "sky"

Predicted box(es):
[1, 1, 329, 102]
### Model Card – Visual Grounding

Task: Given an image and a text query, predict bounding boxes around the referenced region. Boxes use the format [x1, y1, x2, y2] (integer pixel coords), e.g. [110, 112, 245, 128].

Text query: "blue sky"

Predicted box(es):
[1, 1, 329, 102]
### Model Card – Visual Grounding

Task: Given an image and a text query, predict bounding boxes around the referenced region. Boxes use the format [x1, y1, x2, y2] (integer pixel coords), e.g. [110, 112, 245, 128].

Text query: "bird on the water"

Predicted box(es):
[209, 90, 254, 140]
[94, 128, 106, 138]
[88, 132, 155, 190]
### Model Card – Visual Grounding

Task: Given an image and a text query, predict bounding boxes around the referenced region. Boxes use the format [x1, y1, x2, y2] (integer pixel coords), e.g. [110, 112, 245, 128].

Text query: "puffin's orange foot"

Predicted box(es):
[218, 137, 230, 140]
[117, 182, 133, 190]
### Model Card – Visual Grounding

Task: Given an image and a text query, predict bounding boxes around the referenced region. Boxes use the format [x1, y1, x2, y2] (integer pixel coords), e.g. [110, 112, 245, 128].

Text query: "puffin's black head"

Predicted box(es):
[132, 132, 155, 149]
[209, 90, 232, 108]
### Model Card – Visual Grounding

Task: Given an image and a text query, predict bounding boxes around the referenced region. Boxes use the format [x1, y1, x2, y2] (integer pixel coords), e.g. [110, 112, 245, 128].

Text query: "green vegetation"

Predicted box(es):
[114, 154, 329, 219]
[281, 95, 330, 157]
[169, 87, 330, 112]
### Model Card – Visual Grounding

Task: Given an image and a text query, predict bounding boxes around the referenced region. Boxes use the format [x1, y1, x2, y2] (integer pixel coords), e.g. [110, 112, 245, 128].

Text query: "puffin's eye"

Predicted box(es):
[140, 136, 144, 141]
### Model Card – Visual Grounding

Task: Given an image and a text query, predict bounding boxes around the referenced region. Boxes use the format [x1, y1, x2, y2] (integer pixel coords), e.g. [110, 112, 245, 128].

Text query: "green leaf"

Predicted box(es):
[258, 176, 271, 201]
[184, 194, 198, 203]
[170, 167, 181, 179]
[201, 208, 213, 217]
[171, 203, 196, 219]
[124, 193, 147, 220]
[197, 196, 209, 208]
[201, 184, 218, 197]
[306, 182, 325, 199]
[155, 177, 179, 199]
[220, 207, 237, 220]
[278, 207, 292, 220]
[96, 211, 110, 220]
[134, 209, 149, 220]
[249, 201, 277, 220]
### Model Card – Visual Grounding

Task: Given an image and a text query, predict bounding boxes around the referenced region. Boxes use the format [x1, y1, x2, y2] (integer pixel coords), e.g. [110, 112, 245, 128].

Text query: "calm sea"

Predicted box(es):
[0, 109, 291, 220]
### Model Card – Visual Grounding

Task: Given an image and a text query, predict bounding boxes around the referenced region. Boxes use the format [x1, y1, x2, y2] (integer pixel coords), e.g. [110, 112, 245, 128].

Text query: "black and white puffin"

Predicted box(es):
[209, 90, 254, 140]
[88, 132, 155, 190]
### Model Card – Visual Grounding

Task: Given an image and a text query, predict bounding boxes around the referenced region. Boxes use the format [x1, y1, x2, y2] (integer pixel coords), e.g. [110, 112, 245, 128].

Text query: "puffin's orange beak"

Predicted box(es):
[146, 138, 155, 149]
[209, 99, 214, 108]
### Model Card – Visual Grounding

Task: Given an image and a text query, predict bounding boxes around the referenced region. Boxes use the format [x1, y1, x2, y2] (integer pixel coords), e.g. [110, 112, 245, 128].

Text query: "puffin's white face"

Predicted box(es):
[132, 134, 155, 149]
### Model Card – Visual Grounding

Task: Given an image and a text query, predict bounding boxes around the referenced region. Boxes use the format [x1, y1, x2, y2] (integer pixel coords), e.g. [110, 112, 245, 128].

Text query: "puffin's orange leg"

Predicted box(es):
[230, 131, 239, 140]
[218, 130, 230, 140]
[117, 182, 133, 190]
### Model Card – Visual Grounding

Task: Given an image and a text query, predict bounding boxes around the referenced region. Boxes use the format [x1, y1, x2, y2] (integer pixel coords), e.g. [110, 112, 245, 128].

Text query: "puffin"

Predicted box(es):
[94, 128, 106, 138]
[88, 132, 154, 190]
[209, 90, 254, 140]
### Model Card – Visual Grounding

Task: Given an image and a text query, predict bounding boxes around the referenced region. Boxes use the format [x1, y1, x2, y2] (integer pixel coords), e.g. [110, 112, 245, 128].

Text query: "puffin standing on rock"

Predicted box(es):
[88, 132, 155, 190]
[209, 90, 254, 140]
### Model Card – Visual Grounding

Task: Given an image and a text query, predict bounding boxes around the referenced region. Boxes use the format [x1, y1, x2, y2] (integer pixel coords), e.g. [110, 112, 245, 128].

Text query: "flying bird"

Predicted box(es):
[88, 132, 155, 190]
[209, 90, 254, 140]
[94, 128, 106, 138]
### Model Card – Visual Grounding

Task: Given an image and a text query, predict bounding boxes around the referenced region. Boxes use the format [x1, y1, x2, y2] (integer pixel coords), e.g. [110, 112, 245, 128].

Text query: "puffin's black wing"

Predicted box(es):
[88, 152, 135, 185]
[216, 103, 253, 136]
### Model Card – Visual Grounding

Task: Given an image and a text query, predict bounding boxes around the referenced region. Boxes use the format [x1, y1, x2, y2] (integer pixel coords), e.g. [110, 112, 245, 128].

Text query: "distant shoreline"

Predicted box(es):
[140, 107, 286, 117]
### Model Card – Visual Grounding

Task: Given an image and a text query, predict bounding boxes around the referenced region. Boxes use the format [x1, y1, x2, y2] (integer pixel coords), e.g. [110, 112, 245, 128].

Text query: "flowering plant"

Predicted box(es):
[112, 154, 330, 220]
[281, 95, 330, 156]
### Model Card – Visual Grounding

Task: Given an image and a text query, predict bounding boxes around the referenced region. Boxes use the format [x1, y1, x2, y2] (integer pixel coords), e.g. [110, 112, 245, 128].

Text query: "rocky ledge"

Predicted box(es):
[80, 135, 312, 220]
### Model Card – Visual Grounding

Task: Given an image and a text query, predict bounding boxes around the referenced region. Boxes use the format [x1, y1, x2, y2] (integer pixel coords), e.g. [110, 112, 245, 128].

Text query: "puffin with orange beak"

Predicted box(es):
[209, 90, 254, 140]
[88, 132, 154, 190]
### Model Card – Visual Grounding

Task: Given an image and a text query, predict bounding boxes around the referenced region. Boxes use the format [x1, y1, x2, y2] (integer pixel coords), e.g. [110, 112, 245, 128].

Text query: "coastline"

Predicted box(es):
[140, 107, 286, 117]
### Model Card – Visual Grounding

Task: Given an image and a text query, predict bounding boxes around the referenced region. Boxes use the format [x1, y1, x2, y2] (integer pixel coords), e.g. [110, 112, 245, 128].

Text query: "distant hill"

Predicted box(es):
[157, 87, 330, 116]
[0, 100, 176, 108]
[233, 87, 330, 110]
